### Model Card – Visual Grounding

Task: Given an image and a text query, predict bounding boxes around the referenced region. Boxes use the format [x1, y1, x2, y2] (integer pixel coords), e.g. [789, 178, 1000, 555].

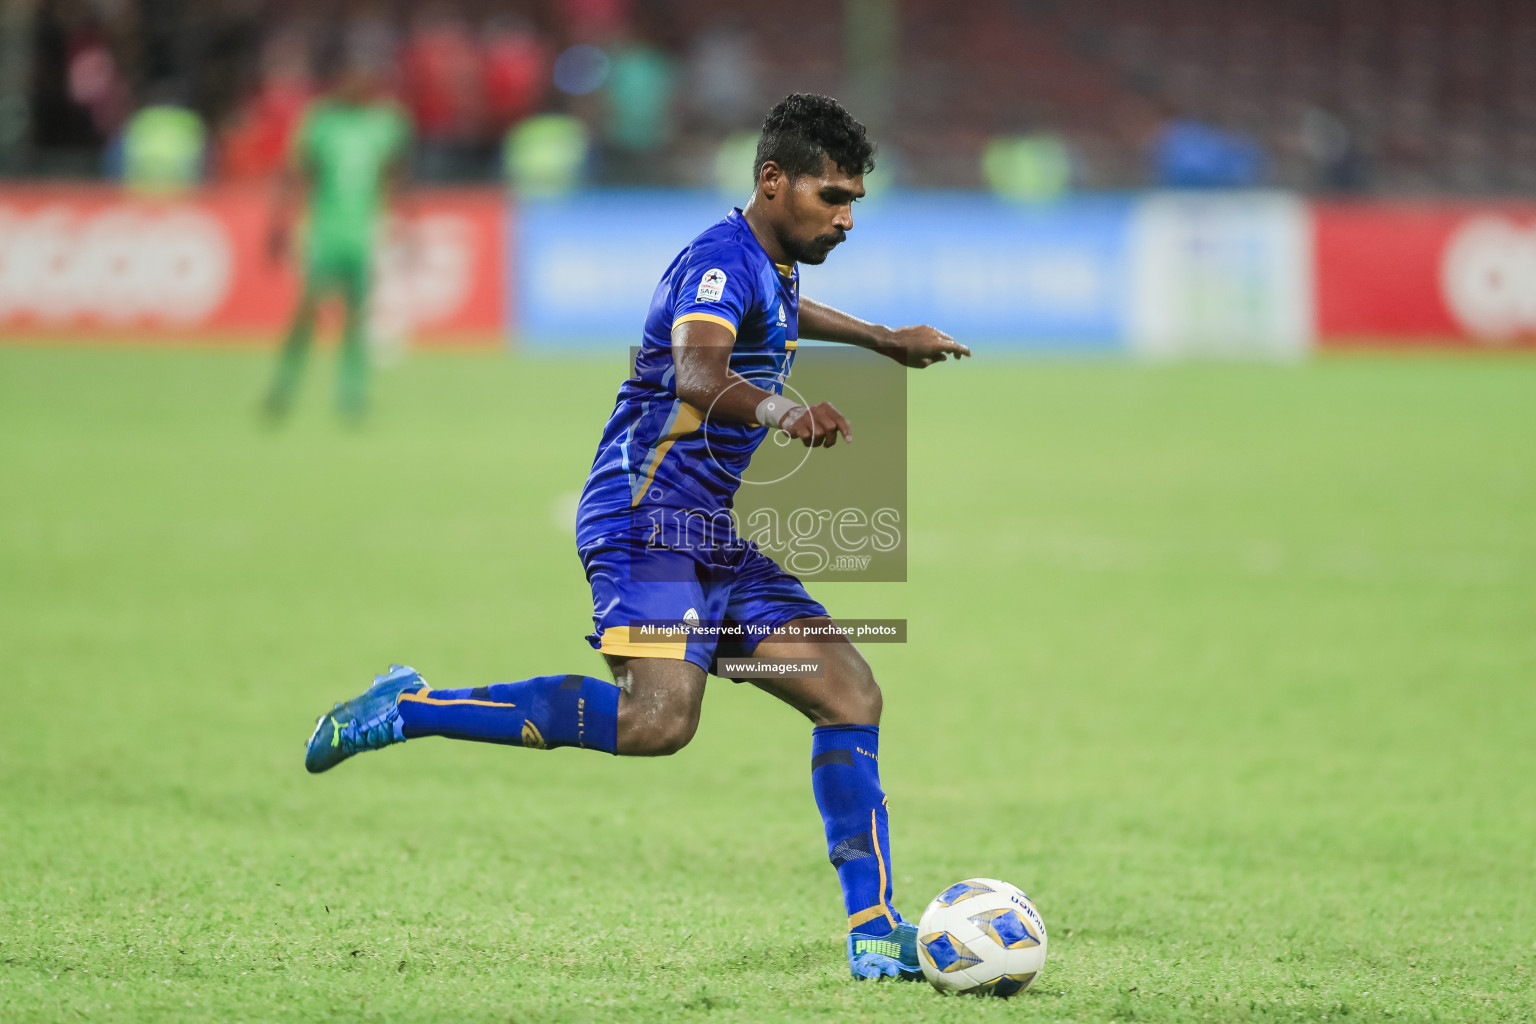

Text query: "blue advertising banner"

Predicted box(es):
[512, 192, 724, 346]
[511, 192, 1134, 350]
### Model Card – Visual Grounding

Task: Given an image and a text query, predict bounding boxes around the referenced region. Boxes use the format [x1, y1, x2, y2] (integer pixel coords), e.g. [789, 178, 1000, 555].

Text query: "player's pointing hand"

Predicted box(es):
[885, 325, 971, 368]
[780, 401, 853, 448]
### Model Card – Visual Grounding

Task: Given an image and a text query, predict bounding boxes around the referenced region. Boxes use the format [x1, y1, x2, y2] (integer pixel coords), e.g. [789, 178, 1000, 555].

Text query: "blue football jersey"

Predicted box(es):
[577, 208, 799, 539]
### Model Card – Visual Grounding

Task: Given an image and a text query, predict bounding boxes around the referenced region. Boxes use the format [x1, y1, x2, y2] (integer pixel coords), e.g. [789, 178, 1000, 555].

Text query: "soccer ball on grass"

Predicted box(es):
[916, 877, 1047, 997]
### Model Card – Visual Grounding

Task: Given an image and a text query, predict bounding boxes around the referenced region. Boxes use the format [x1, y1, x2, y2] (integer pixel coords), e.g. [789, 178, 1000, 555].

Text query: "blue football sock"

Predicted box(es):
[811, 724, 899, 937]
[396, 674, 619, 754]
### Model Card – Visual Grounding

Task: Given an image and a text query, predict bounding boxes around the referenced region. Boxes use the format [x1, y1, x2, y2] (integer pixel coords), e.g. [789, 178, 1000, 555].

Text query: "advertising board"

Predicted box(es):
[0, 186, 505, 344]
[1314, 202, 1536, 348]
[514, 192, 1135, 350]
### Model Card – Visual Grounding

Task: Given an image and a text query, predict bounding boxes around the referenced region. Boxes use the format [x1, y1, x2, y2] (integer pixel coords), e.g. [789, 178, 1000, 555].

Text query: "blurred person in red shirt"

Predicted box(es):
[558, 0, 630, 43]
[401, 4, 484, 179]
[481, 14, 550, 133]
[219, 30, 315, 182]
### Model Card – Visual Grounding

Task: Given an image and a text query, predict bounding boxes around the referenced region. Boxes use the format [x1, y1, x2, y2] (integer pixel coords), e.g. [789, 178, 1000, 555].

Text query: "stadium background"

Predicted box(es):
[3, 3, 1534, 1023]
[3, 0, 1536, 350]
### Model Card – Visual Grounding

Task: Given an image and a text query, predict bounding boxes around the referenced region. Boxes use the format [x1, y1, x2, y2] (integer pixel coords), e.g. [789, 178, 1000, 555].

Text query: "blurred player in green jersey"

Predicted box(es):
[264, 56, 412, 420]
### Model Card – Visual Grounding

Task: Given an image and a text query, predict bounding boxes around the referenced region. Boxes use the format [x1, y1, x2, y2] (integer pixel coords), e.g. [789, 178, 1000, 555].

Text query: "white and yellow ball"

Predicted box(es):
[917, 878, 1047, 997]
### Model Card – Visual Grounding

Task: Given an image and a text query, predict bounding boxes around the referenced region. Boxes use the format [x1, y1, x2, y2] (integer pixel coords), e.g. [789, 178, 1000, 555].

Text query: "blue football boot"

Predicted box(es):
[304, 664, 425, 774]
[848, 917, 922, 980]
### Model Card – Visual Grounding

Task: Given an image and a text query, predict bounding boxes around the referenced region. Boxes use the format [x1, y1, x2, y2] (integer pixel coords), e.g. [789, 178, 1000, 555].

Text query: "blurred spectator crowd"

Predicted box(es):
[7, 0, 1536, 194]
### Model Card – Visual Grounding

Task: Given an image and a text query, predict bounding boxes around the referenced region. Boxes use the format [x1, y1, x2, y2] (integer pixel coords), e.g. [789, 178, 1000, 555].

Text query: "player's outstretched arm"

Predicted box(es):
[798, 297, 972, 368]
[673, 320, 852, 448]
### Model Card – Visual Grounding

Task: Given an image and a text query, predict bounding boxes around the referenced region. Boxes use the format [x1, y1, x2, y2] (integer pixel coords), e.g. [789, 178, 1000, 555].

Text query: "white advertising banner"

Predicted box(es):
[1128, 192, 1314, 360]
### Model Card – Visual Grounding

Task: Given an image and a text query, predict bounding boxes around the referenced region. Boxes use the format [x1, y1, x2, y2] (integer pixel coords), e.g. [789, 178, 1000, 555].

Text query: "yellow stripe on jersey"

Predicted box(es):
[672, 312, 738, 336]
[632, 400, 705, 506]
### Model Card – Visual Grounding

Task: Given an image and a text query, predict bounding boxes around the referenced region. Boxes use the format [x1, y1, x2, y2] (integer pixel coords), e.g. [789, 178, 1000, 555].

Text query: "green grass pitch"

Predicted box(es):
[1, 346, 1533, 1023]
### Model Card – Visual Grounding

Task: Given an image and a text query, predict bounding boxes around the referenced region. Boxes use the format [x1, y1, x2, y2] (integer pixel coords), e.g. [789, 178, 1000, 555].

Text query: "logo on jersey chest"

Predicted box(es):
[777, 303, 787, 326]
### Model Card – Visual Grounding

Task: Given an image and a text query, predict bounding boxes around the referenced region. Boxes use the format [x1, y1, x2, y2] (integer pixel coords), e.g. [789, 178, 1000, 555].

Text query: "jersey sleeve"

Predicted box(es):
[669, 244, 756, 338]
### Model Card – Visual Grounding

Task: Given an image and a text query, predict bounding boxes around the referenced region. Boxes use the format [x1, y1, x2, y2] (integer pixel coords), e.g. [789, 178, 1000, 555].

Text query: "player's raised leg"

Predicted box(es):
[751, 618, 921, 980]
[395, 656, 705, 756]
[604, 656, 708, 755]
[304, 657, 705, 773]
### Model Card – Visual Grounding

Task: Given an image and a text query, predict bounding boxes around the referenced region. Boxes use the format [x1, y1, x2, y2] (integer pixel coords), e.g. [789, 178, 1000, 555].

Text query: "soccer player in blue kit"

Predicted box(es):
[304, 94, 971, 980]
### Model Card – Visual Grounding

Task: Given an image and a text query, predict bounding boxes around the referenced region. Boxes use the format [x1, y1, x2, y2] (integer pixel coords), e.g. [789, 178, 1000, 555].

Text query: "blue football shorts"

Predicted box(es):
[577, 513, 828, 676]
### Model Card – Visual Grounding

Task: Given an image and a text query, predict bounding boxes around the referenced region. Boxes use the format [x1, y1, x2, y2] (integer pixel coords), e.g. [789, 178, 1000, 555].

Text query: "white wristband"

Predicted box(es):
[755, 395, 806, 430]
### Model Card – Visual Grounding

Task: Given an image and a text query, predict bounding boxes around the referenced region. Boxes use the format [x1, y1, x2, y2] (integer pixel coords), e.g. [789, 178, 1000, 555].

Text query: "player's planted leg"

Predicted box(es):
[813, 724, 920, 979]
[336, 269, 369, 419]
[266, 287, 318, 418]
[753, 622, 922, 980]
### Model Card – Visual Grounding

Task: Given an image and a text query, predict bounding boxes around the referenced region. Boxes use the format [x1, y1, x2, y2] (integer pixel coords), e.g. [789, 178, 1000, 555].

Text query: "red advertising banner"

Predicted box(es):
[1314, 201, 1536, 348]
[0, 185, 506, 345]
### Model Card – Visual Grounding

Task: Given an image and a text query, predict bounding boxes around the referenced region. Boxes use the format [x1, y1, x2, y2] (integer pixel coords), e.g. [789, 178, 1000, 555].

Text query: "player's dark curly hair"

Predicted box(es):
[753, 93, 876, 182]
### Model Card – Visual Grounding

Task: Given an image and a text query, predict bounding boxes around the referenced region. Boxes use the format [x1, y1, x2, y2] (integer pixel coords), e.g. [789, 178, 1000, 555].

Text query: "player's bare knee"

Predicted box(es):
[841, 645, 883, 719]
[816, 660, 881, 726]
[858, 676, 883, 723]
[844, 673, 882, 724]
[652, 714, 699, 755]
[613, 659, 704, 756]
[630, 700, 700, 755]
[624, 712, 698, 756]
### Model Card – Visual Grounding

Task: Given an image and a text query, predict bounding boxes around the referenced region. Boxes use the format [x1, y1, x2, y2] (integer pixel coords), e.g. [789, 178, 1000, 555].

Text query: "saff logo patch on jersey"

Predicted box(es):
[697, 269, 727, 302]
